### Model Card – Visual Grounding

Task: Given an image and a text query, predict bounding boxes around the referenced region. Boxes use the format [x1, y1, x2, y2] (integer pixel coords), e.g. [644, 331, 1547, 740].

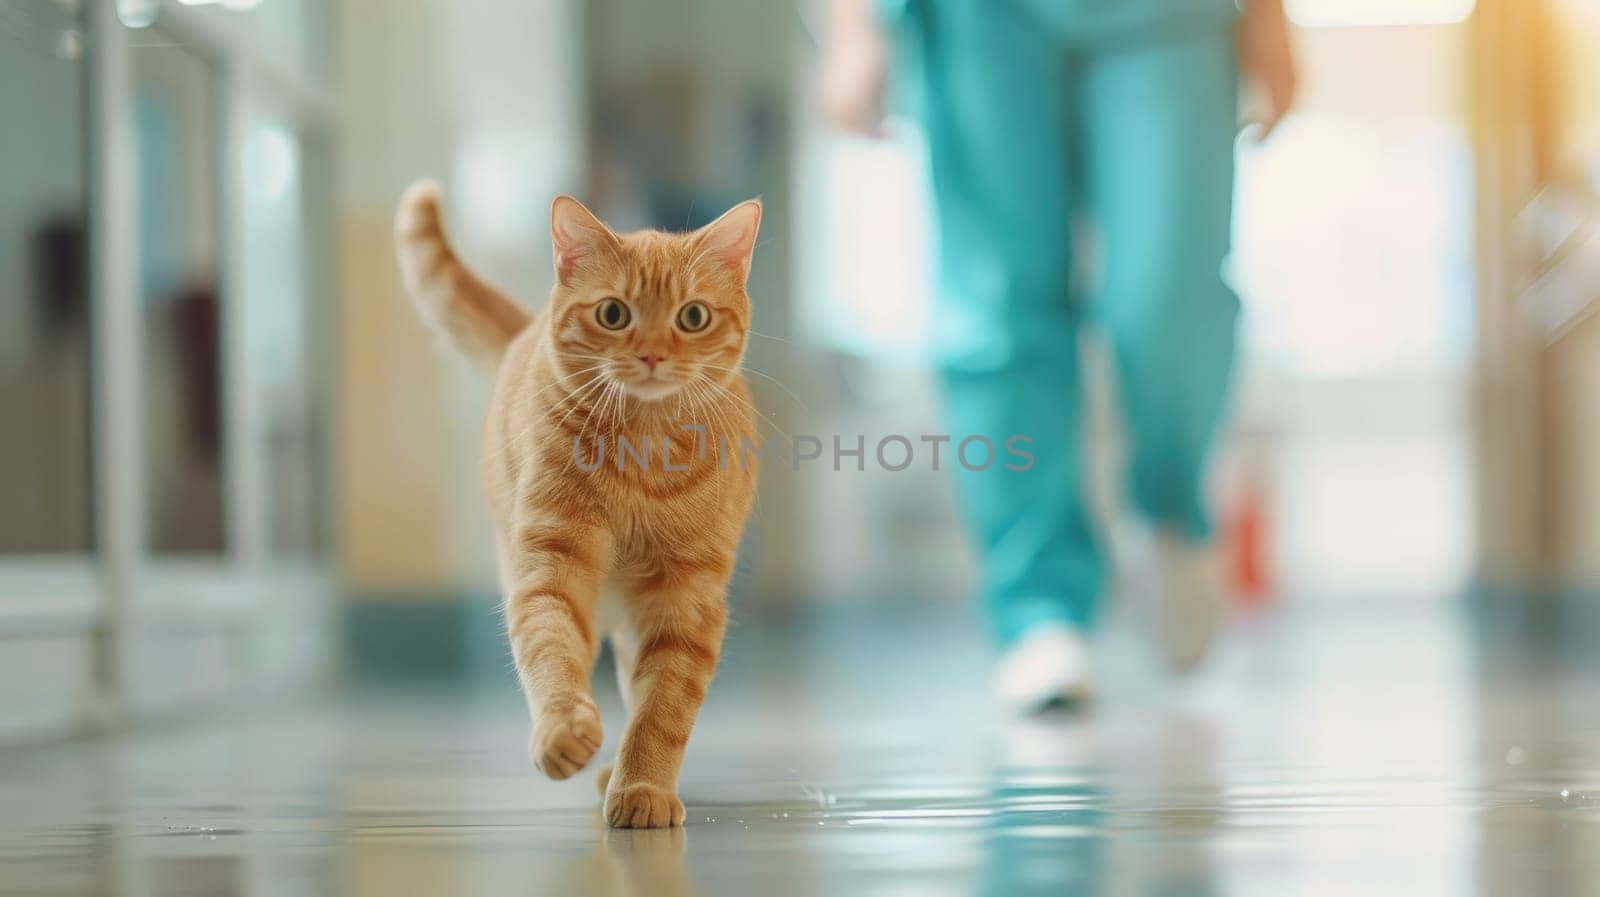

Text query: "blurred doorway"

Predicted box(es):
[1230, 3, 1480, 602]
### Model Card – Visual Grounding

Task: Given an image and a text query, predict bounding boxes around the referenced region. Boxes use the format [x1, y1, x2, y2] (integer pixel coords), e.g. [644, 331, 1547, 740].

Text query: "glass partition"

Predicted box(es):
[130, 31, 227, 555]
[240, 114, 325, 557]
[0, 0, 92, 554]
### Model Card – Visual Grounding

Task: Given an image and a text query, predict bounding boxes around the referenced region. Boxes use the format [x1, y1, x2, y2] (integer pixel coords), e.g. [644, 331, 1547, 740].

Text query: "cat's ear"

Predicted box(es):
[696, 199, 762, 284]
[550, 195, 617, 284]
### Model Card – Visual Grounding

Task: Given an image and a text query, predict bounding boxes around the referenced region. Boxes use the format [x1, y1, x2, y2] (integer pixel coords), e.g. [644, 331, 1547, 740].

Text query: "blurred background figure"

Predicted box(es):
[3, 0, 1600, 894]
[818, 0, 1298, 713]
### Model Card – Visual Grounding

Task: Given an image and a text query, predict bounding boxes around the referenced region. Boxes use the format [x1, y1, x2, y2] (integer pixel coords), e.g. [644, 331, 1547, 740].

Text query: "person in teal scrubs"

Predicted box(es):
[820, 0, 1297, 709]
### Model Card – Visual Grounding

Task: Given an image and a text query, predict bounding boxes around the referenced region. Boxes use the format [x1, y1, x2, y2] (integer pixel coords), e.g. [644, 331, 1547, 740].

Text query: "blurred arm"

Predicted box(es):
[819, 0, 891, 136]
[1238, 0, 1298, 139]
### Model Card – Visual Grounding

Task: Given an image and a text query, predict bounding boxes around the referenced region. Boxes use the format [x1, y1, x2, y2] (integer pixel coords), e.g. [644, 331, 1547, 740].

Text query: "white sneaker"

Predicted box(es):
[1118, 519, 1227, 673]
[992, 624, 1095, 714]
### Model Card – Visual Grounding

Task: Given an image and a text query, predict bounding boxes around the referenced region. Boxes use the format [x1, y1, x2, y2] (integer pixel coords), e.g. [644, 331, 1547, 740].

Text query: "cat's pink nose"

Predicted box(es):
[638, 354, 667, 371]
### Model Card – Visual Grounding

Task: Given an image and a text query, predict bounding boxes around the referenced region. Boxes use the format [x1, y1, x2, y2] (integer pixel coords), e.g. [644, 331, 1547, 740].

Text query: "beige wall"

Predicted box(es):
[1543, 314, 1600, 588]
[336, 0, 582, 597]
[337, 212, 483, 593]
[1533, 1, 1600, 593]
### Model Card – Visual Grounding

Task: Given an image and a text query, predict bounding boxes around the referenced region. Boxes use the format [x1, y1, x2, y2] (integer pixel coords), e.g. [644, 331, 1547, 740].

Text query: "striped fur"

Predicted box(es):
[394, 180, 535, 371]
[395, 184, 761, 828]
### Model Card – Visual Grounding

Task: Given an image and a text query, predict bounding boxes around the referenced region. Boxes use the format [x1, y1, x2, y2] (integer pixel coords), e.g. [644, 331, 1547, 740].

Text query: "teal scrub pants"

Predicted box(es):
[907, 1, 1242, 644]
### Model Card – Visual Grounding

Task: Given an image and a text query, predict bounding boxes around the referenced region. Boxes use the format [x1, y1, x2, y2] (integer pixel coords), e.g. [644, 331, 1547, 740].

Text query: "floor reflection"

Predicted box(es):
[1, 603, 1598, 896]
[547, 817, 697, 897]
[982, 715, 1109, 897]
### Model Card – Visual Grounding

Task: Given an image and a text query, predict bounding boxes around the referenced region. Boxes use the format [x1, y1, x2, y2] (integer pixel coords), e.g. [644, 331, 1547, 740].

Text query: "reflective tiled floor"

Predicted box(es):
[3, 601, 1598, 896]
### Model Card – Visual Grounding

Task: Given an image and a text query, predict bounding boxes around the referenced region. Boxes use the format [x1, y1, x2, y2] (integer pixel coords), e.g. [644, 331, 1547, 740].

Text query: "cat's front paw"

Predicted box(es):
[530, 700, 602, 780]
[604, 781, 685, 828]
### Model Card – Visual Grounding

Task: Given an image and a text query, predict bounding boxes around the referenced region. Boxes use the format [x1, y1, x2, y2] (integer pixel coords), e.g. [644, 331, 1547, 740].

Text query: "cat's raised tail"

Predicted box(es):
[394, 179, 533, 372]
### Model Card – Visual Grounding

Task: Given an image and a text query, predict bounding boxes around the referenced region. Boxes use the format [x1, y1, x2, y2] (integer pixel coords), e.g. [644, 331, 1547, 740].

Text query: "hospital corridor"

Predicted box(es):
[2, 1, 1600, 895]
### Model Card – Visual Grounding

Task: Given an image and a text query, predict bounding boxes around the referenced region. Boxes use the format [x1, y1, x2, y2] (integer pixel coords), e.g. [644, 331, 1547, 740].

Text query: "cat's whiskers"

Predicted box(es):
[683, 378, 726, 506]
[683, 379, 716, 453]
[702, 379, 743, 478]
[686, 378, 723, 442]
[696, 374, 790, 444]
[481, 363, 614, 470]
[570, 384, 605, 458]
[746, 328, 798, 347]
[509, 355, 609, 421]
[603, 378, 629, 436]
[695, 360, 808, 412]
[601, 380, 630, 441]
[699, 376, 761, 518]
[521, 361, 611, 406]
[692, 374, 772, 518]
[576, 379, 622, 452]
[513, 351, 609, 412]
[555, 367, 616, 423]
[556, 370, 618, 439]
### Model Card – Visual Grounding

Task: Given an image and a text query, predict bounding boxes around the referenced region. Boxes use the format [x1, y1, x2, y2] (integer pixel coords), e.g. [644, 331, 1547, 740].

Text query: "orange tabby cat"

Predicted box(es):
[394, 181, 760, 828]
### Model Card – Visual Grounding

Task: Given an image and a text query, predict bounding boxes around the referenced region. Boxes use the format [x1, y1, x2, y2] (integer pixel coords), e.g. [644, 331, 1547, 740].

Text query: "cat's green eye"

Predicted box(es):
[596, 298, 631, 330]
[676, 301, 711, 333]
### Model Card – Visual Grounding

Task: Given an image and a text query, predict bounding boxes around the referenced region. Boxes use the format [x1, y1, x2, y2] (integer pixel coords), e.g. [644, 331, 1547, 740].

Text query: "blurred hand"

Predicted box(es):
[1237, 0, 1298, 140]
[819, 26, 890, 137]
